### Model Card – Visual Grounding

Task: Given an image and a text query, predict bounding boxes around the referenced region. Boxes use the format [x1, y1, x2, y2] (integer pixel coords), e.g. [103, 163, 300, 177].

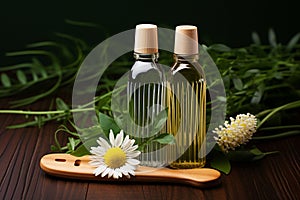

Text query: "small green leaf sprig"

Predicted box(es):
[51, 107, 175, 157]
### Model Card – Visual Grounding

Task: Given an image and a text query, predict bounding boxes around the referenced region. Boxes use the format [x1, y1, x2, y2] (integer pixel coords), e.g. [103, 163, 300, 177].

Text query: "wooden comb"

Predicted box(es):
[40, 153, 221, 188]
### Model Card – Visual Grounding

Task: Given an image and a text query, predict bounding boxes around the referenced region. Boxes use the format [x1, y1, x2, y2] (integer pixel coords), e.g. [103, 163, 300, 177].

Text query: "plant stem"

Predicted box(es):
[0, 107, 95, 115]
[252, 130, 300, 140]
[256, 100, 300, 129]
[259, 125, 300, 131]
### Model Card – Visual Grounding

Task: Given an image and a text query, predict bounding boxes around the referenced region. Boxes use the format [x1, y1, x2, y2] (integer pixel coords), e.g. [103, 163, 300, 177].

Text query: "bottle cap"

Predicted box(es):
[134, 24, 158, 54]
[174, 25, 198, 55]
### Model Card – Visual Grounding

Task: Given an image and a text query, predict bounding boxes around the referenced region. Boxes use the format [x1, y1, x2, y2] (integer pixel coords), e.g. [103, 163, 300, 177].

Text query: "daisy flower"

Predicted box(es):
[89, 129, 141, 179]
[213, 113, 257, 152]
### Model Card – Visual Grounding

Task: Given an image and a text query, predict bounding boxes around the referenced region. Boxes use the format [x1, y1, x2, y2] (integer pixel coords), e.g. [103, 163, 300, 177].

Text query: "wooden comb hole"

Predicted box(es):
[55, 158, 66, 162]
[74, 159, 81, 166]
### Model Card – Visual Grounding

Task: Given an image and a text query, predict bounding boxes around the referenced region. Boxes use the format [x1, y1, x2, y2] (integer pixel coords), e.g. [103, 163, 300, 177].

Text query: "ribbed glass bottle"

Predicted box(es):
[167, 25, 206, 169]
[127, 24, 167, 167]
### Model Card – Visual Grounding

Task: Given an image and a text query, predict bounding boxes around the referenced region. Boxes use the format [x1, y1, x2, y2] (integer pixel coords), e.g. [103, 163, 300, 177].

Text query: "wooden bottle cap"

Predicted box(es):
[174, 25, 198, 55]
[134, 24, 158, 54]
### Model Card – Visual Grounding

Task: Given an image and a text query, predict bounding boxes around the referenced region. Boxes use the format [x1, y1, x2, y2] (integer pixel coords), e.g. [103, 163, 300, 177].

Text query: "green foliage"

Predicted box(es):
[210, 150, 231, 174]
[207, 30, 300, 116]
[0, 24, 299, 173]
[209, 145, 278, 174]
[98, 112, 121, 135]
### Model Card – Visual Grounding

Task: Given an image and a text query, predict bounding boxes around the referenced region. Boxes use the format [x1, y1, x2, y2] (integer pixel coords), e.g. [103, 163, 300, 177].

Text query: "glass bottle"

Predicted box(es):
[127, 24, 166, 167]
[167, 25, 206, 168]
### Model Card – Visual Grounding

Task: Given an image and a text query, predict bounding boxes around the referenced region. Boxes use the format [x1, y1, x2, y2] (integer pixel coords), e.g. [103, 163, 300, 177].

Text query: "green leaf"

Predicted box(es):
[243, 69, 260, 78]
[268, 28, 277, 47]
[1, 73, 11, 87]
[287, 33, 300, 51]
[16, 70, 27, 84]
[232, 77, 243, 90]
[227, 149, 258, 162]
[32, 58, 48, 78]
[68, 137, 76, 151]
[137, 133, 175, 152]
[226, 146, 278, 162]
[71, 128, 107, 156]
[71, 143, 90, 157]
[152, 133, 175, 144]
[273, 72, 283, 79]
[217, 96, 227, 102]
[98, 112, 120, 136]
[50, 145, 60, 151]
[249, 147, 263, 155]
[151, 108, 168, 135]
[251, 84, 264, 104]
[79, 125, 106, 138]
[210, 151, 231, 174]
[251, 32, 261, 45]
[56, 98, 69, 111]
[65, 19, 99, 28]
[31, 70, 39, 81]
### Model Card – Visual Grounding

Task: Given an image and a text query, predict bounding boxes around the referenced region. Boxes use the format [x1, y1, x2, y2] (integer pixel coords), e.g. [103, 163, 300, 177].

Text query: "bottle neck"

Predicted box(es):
[173, 54, 199, 63]
[134, 52, 159, 62]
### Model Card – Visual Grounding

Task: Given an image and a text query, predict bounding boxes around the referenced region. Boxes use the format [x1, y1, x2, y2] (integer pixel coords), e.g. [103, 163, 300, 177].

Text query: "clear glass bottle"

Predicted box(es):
[167, 25, 206, 169]
[127, 24, 166, 167]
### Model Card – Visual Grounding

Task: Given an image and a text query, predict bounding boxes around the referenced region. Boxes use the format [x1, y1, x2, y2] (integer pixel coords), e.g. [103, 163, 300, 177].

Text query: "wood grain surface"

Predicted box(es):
[0, 98, 299, 200]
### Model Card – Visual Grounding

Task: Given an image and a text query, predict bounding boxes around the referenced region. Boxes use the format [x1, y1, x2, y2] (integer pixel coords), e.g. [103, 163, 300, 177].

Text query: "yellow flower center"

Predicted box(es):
[104, 147, 126, 169]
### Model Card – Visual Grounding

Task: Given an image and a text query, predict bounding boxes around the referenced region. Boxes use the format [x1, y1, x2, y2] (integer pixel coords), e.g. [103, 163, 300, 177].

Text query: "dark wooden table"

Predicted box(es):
[0, 98, 299, 200]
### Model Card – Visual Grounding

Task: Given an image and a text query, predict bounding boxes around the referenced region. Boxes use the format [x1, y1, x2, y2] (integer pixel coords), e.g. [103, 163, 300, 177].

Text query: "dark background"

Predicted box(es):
[0, 0, 299, 55]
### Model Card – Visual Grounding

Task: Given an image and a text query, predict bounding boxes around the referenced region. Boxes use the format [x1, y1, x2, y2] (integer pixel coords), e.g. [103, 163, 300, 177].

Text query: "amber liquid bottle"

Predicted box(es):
[167, 25, 206, 168]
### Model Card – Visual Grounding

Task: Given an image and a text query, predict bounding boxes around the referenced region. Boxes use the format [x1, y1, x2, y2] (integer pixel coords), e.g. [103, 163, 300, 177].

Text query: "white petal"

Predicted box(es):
[121, 135, 130, 149]
[126, 145, 138, 152]
[126, 151, 141, 158]
[122, 163, 136, 171]
[90, 147, 105, 156]
[89, 160, 104, 166]
[122, 139, 135, 151]
[127, 158, 140, 165]
[98, 137, 111, 149]
[114, 168, 123, 179]
[93, 165, 107, 176]
[122, 141, 134, 151]
[101, 167, 111, 178]
[130, 139, 135, 146]
[128, 170, 135, 176]
[125, 174, 131, 178]
[113, 171, 120, 179]
[113, 172, 118, 179]
[117, 171, 123, 178]
[120, 164, 135, 176]
[108, 169, 114, 178]
[90, 146, 102, 154]
[90, 146, 97, 151]
[115, 131, 124, 147]
[109, 129, 115, 146]
[119, 167, 129, 176]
